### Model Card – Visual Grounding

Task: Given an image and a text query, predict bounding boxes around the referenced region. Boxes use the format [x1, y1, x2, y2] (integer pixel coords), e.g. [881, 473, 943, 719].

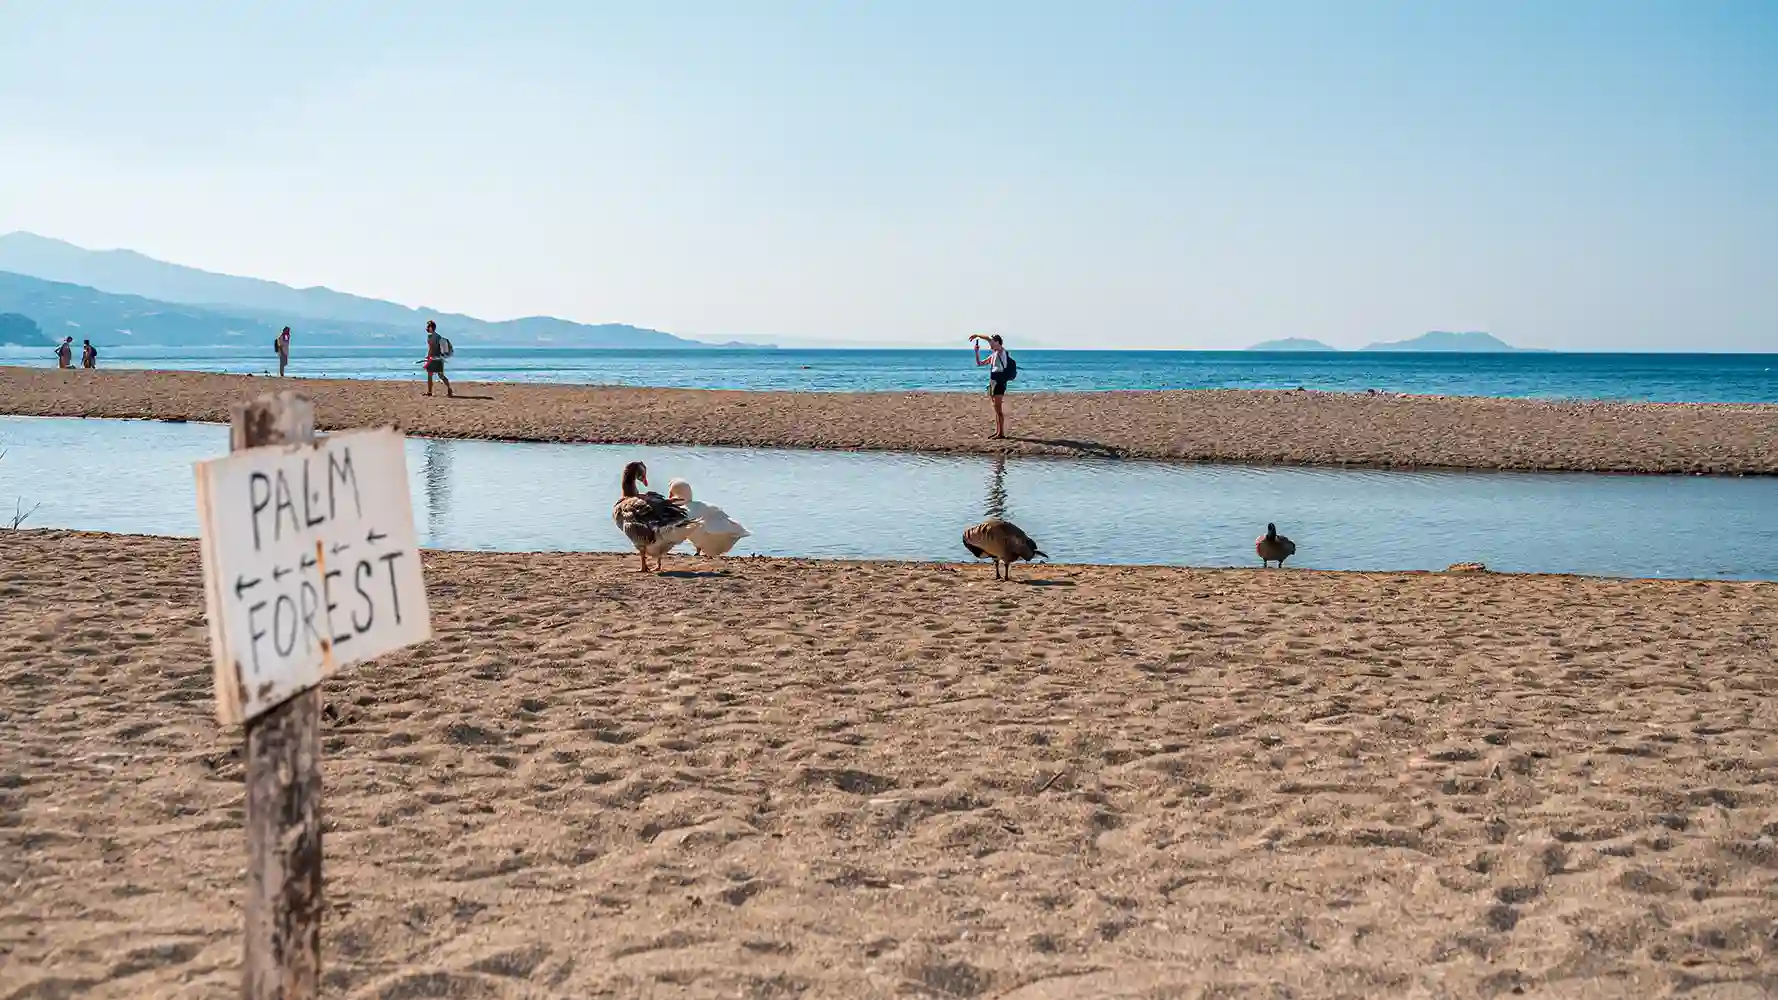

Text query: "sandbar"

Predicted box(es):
[4, 366, 1776, 473]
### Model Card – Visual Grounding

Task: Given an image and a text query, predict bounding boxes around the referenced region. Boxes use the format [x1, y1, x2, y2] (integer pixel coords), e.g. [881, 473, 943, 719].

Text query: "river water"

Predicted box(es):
[3, 416, 1773, 579]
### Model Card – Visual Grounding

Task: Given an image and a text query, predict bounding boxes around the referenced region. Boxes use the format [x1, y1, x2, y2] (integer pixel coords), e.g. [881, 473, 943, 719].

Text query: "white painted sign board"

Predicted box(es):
[195, 426, 431, 725]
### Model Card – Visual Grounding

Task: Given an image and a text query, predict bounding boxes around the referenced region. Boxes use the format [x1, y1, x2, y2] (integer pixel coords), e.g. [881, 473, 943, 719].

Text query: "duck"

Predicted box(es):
[666, 479, 751, 557]
[1256, 522, 1296, 568]
[612, 461, 700, 572]
[962, 518, 1047, 581]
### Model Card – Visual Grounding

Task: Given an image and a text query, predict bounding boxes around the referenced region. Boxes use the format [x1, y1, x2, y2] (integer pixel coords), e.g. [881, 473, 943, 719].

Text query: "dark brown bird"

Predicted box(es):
[612, 461, 700, 572]
[962, 518, 1047, 580]
[1255, 522, 1296, 568]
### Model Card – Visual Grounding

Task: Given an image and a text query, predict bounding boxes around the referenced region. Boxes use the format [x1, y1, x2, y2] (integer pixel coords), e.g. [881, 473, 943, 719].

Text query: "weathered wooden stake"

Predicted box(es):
[234, 392, 323, 1000]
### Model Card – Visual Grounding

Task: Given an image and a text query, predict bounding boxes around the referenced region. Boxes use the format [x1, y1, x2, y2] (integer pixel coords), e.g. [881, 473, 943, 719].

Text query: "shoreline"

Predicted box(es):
[2, 528, 1756, 581]
[4, 531, 1775, 997]
[8, 530, 1774, 583]
[4, 365, 1778, 474]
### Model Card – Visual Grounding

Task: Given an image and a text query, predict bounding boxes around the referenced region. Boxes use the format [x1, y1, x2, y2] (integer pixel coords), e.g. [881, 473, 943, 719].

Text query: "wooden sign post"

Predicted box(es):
[194, 391, 431, 999]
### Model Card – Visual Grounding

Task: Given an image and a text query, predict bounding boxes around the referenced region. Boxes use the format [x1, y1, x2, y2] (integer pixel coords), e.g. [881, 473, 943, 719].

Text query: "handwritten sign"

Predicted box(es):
[195, 426, 430, 725]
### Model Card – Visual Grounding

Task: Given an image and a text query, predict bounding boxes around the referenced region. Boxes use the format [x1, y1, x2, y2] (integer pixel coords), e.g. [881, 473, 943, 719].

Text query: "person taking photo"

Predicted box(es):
[970, 333, 1014, 440]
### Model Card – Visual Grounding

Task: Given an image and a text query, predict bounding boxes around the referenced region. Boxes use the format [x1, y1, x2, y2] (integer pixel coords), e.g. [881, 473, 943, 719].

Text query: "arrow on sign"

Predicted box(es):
[366, 528, 387, 546]
[272, 565, 291, 582]
[330, 541, 351, 556]
[234, 575, 260, 598]
[300, 553, 317, 571]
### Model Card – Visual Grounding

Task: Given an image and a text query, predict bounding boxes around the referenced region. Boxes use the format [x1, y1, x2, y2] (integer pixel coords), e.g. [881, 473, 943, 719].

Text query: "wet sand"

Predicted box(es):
[4, 365, 1776, 474]
[3, 531, 1775, 998]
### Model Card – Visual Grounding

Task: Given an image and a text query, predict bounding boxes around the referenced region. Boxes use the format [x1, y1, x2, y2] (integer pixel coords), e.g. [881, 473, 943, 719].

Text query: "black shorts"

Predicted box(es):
[989, 374, 1008, 397]
[425, 358, 445, 374]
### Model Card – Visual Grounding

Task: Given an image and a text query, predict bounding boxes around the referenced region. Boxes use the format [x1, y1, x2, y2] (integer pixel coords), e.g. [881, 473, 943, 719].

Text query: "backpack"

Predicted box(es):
[1002, 353, 1017, 381]
[441, 337, 454, 358]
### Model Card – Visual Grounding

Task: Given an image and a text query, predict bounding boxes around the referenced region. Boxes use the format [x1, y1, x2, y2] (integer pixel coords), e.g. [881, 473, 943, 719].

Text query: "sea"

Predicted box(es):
[2, 345, 1775, 402]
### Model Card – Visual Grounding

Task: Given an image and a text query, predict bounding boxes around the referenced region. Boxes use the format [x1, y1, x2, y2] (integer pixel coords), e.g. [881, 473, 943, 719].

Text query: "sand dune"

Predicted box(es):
[3, 531, 1775, 997]
[4, 366, 1777, 474]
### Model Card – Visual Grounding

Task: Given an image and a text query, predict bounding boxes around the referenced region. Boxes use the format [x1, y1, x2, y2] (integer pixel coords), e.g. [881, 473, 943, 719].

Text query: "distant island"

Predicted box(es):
[0, 231, 764, 350]
[1360, 331, 1532, 353]
[1247, 338, 1340, 352]
[1245, 331, 1534, 353]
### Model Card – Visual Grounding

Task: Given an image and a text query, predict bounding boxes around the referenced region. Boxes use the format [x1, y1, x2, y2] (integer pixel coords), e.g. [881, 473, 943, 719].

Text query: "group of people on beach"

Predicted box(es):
[75, 315, 1015, 434]
[54, 337, 98, 369]
[267, 323, 1013, 431]
[271, 320, 454, 396]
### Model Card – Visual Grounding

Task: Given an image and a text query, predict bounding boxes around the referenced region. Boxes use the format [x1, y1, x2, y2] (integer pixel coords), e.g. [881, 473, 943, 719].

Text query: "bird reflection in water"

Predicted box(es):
[984, 454, 1008, 520]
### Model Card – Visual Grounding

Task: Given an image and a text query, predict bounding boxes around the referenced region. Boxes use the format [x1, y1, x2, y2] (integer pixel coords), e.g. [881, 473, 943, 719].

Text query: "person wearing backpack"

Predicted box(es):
[970, 333, 1015, 439]
[423, 320, 453, 397]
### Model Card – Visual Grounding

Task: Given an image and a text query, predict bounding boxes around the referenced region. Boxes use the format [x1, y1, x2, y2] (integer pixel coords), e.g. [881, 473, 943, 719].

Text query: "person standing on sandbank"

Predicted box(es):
[424, 320, 453, 397]
[55, 337, 73, 369]
[970, 333, 1014, 439]
[81, 340, 97, 368]
[275, 327, 291, 377]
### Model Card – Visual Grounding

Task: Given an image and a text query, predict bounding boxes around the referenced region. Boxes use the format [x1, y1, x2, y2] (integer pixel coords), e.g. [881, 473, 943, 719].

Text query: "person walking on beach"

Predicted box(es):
[55, 337, 73, 369]
[970, 333, 1013, 439]
[424, 320, 453, 397]
[275, 327, 291, 377]
[80, 340, 97, 369]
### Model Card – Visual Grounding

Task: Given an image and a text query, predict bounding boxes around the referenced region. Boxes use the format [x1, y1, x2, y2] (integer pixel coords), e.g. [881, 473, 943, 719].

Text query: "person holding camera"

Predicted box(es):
[970, 333, 1015, 440]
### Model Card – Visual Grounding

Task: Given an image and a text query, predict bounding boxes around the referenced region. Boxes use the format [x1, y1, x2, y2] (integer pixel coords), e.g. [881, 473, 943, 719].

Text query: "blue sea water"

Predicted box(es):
[2, 344, 1774, 402]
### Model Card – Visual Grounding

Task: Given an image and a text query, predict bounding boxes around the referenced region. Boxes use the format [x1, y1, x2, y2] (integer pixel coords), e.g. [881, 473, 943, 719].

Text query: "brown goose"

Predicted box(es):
[962, 518, 1047, 580]
[613, 461, 700, 572]
[1255, 522, 1296, 568]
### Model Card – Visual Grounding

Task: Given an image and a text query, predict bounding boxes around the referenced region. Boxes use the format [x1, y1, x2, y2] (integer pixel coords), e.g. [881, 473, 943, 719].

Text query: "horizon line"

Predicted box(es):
[0, 233, 1763, 355]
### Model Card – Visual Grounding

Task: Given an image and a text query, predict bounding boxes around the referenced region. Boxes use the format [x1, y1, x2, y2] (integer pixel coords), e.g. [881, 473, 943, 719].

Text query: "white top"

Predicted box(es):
[987, 346, 1006, 373]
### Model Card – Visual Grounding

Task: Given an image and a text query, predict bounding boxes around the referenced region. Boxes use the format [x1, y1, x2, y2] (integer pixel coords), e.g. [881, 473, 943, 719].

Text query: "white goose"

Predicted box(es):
[667, 479, 752, 557]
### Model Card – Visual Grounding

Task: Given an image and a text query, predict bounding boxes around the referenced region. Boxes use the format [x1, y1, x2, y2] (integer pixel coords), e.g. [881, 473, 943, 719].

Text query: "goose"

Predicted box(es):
[666, 479, 751, 556]
[962, 518, 1047, 580]
[1256, 522, 1296, 568]
[613, 461, 700, 572]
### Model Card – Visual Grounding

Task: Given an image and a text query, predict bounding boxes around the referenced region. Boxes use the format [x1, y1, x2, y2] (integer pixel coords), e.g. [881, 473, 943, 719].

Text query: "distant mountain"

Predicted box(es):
[1361, 331, 1530, 353]
[0, 311, 50, 347]
[1247, 338, 1340, 352]
[0, 270, 314, 348]
[0, 232, 737, 348]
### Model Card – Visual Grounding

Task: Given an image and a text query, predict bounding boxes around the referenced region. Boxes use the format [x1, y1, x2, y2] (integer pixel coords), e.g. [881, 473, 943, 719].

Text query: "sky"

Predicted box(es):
[0, 1, 1774, 351]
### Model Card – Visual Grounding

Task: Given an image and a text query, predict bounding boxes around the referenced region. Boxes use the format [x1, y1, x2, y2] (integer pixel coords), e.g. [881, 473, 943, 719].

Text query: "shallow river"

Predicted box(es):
[2, 416, 1773, 580]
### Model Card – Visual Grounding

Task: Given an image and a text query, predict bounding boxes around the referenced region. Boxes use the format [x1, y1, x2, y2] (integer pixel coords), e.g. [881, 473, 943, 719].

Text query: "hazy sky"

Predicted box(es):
[1, 2, 1774, 350]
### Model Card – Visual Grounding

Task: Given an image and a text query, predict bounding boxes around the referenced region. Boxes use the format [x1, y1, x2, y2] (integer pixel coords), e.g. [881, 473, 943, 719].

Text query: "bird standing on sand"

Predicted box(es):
[613, 461, 700, 572]
[962, 518, 1047, 580]
[666, 479, 751, 556]
[1256, 523, 1296, 568]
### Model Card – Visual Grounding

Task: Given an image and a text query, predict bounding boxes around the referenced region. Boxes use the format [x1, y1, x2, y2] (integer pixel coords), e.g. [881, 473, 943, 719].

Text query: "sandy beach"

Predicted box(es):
[3, 530, 1775, 998]
[4, 366, 1776, 474]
